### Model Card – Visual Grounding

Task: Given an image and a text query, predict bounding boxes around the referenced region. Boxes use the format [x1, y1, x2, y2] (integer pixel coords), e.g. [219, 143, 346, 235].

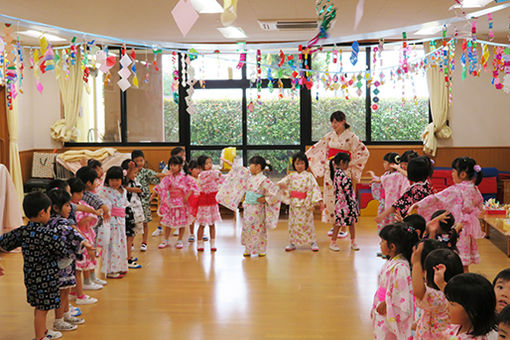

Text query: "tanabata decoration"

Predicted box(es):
[488, 13, 494, 42]
[185, 54, 197, 115]
[117, 48, 132, 92]
[221, 0, 238, 26]
[220, 147, 236, 170]
[130, 49, 139, 88]
[237, 53, 246, 69]
[350, 41, 359, 66]
[172, 0, 199, 37]
[308, 0, 337, 48]
[354, 0, 365, 30]
[44, 42, 55, 72]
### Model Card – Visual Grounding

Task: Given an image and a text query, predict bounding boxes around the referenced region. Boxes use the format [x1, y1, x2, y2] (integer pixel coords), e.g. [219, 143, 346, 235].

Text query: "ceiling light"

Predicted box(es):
[414, 23, 444, 36]
[18, 30, 66, 42]
[190, 0, 223, 13]
[450, 0, 493, 9]
[217, 27, 247, 39]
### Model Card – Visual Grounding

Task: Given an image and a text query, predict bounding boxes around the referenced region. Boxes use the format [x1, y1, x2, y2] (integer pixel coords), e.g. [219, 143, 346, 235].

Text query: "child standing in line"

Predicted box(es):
[329, 152, 360, 252]
[0, 192, 79, 340]
[99, 166, 129, 279]
[413, 157, 484, 272]
[497, 305, 510, 340]
[368, 152, 410, 232]
[278, 152, 323, 252]
[187, 160, 201, 243]
[371, 223, 419, 339]
[121, 159, 144, 269]
[195, 155, 225, 252]
[131, 150, 165, 250]
[153, 156, 198, 249]
[87, 159, 105, 191]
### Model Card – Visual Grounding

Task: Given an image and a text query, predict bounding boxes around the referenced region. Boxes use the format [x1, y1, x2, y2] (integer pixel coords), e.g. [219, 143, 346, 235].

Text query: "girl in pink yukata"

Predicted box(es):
[195, 155, 225, 252]
[371, 223, 419, 340]
[411, 244, 464, 340]
[187, 160, 201, 243]
[153, 156, 198, 250]
[278, 152, 323, 252]
[436, 272, 496, 339]
[368, 152, 410, 232]
[412, 157, 484, 272]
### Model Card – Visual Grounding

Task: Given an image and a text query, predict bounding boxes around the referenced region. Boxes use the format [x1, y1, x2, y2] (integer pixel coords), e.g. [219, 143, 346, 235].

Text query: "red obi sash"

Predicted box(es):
[111, 207, 126, 218]
[198, 192, 218, 206]
[328, 148, 351, 160]
[188, 194, 199, 217]
[290, 191, 307, 199]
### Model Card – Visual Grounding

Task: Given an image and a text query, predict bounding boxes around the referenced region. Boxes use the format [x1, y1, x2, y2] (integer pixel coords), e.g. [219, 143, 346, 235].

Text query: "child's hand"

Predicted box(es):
[455, 223, 463, 233]
[394, 210, 403, 222]
[367, 170, 376, 179]
[433, 264, 447, 291]
[437, 211, 452, 223]
[132, 187, 143, 194]
[376, 301, 387, 316]
[319, 202, 326, 211]
[408, 204, 418, 214]
[257, 196, 266, 204]
[103, 209, 110, 221]
[411, 243, 424, 266]
[375, 215, 383, 224]
[389, 164, 401, 171]
[279, 182, 289, 190]
[95, 209, 103, 216]
[82, 241, 96, 259]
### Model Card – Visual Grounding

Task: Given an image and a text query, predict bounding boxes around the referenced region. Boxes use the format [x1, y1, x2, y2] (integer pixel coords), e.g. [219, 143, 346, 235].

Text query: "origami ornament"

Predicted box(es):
[221, 0, 238, 26]
[117, 49, 132, 92]
[172, 0, 199, 37]
[488, 13, 494, 42]
[350, 41, 359, 66]
[130, 49, 139, 88]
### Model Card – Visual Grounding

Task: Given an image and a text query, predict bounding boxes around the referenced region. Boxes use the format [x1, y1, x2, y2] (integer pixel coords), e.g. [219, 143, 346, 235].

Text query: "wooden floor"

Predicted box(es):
[1, 214, 510, 340]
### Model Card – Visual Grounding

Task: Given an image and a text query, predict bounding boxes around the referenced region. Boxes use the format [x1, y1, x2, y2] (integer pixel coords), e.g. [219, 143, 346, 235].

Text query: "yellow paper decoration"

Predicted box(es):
[221, 147, 236, 170]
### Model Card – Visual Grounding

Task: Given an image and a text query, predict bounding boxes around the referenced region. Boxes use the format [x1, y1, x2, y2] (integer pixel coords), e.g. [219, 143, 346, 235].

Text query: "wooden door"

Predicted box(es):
[0, 86, 9, 169]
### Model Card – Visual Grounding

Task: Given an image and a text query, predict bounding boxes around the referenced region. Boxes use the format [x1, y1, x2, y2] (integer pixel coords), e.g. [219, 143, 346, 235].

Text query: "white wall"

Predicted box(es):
[17, 50, 61, 151]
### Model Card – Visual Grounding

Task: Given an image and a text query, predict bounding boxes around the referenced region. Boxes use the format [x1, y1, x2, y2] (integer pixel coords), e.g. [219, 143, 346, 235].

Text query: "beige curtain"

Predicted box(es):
[422, 42, 452, 157]
[7, 96, 24, 207]
[50, 50, 83, 142]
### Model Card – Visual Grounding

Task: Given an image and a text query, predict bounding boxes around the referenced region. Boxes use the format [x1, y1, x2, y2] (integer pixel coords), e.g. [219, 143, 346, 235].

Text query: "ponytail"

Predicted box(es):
[452, 157, 483, 186]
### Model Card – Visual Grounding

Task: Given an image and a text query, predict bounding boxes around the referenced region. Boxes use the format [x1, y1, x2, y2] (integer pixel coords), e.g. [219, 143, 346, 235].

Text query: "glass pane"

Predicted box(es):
[247, 52, 299, 80]
[163, 54, 179, 142]
[311, 50, 367, 141]
[125, 52, 179, 142]
[191, 54, 242, 80]
[370, 46, 430, 141]
[190, 149, 243, 166]
[76, 71, 107, 142]
[246, 88, 300, 145]
[246, 149, 298, 179]
[190, 89, 243, 145]
[103, 50, 122, 142]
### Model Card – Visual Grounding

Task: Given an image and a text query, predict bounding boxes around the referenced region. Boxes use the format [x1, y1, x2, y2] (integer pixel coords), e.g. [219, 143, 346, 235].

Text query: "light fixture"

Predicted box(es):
[414, 22, 444, 36]
[450, 0, 493, 9]
[18, 30, 66, 42]
[217, 27, 247, 39]
[190, 0, 223, 13]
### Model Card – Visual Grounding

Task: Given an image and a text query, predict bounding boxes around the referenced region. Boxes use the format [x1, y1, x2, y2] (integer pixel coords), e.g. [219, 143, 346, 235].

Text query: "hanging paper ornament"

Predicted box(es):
[44, 43, 55, 72]
[350, 41, 359, 66]
[130, 49, 139, 88]
[117, 49, 132, 92]
[308, 0, 337, 49]
[488, 13, 494, 42]
[481, 44, 489, 70]
[278, 50, 285, 67]
[237, 53, 246, 69]
[247, 101, 254, 113]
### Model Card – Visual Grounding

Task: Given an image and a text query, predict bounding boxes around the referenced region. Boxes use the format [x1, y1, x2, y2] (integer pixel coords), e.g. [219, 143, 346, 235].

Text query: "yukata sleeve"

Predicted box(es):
[309, 174, 323, 205]
[186, 175, 199, 194]
[392, 188, 413, 216]
[385, 265, 413, 338]
[346, 135, 369, 183]
[262, 178, 282, 230]
[145, 168, 161, 185]
[153, 177, 168, 197]
[0, 227, 22, 252]
[216, 164, 250, 211]
[305, 137, 328, 178]
[416, 186, 456, 221]
[277, 175, 291, 205]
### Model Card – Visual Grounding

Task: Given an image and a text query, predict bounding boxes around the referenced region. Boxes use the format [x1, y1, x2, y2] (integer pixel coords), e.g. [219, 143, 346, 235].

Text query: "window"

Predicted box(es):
[246, 149, 298, 178]
[77, 72, 107, 142]
[370, 46, 430, 141]
[192, 54, 242, 80]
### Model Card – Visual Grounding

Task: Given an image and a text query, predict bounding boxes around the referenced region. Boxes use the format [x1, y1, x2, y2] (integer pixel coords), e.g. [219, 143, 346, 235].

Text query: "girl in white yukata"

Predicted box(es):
[306, 111, 369, 239]
[195, 155, 225, 252]
[371, 223, 418, 340]
[216, 156, 281, 257]
[368, 152, 410, 232]
[278, 152, 323, 252]
[412, 157, 484, 272]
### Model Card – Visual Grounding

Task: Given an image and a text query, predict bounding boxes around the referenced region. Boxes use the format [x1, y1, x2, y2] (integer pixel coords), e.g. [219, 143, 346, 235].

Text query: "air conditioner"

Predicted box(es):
[257, 19, 319, 31]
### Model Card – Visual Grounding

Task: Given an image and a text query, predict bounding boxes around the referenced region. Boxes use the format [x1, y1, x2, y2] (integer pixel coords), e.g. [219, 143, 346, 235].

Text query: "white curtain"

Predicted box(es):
[422, 42, 452, 156]
[50, 50, 84, 142]
[6, 95, 24, 209]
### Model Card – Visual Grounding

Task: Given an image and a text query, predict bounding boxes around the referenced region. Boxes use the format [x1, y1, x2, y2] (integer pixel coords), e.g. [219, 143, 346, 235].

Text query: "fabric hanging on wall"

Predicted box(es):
[50, 49, 84, 142]
[422, 42, 452, 157]
[6, 97, 24, 217]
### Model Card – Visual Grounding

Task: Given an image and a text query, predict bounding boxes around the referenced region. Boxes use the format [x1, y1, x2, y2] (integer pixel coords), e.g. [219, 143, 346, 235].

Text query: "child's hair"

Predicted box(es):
[329, 152, 351, 182]
[452, 157, 483, 186]
[120, 159, 132, 170]
[76, 166, 98, 185]
[131, 149, 144, 160]
[379, 222, 419, 262]
[188, 160, 199, 171]
[67, 177, 85, 194]
[46, 179, 69, 192]
[249, 155, 273, 172]
[168, 155, 184, 167]
[424, 248, 463, 290]
[493, 269, 510, 286]
[197, 155, 211, 169]
[418, 238, 445, 267]
[407, 155, 434, 182]
[292, 151, 309, 171]
[47, 189, 72, 213]
[431, 210, 458, 250]
[444, 273, 496, 336]
[23, 192, 52, 218]
[104, 166, 124, 186]
[499, 305, 510, 326]
[401, 150, 419, 163]
[403, 214, 426, 238]
[171, 147, 185, 157]
[330, 111, 351, 129]
[384, 152, 400, 164]
[87, 159, 102, 169]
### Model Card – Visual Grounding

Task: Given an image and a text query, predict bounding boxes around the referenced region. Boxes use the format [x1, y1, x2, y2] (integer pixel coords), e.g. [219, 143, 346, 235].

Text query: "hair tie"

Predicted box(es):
[123, 169, 128, 176]
[407, 226, 415, 233]
[395, 155, 400, 163]
[430, 159, 435, 165]
[474, 165, 481, 173]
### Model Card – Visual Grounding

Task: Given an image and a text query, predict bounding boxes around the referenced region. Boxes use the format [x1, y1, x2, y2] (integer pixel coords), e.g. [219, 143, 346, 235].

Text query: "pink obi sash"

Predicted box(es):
[290, 191, 307, 199]
[111, 207, 126, 218]
[328, 148, 351, 160]
[198, 192, 218, 206]
[169, 189, 185, 198]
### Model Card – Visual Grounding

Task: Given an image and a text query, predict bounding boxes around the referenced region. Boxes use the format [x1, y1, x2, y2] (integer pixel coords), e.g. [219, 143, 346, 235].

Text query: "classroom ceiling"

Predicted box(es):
[1, 0, 509, 46]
